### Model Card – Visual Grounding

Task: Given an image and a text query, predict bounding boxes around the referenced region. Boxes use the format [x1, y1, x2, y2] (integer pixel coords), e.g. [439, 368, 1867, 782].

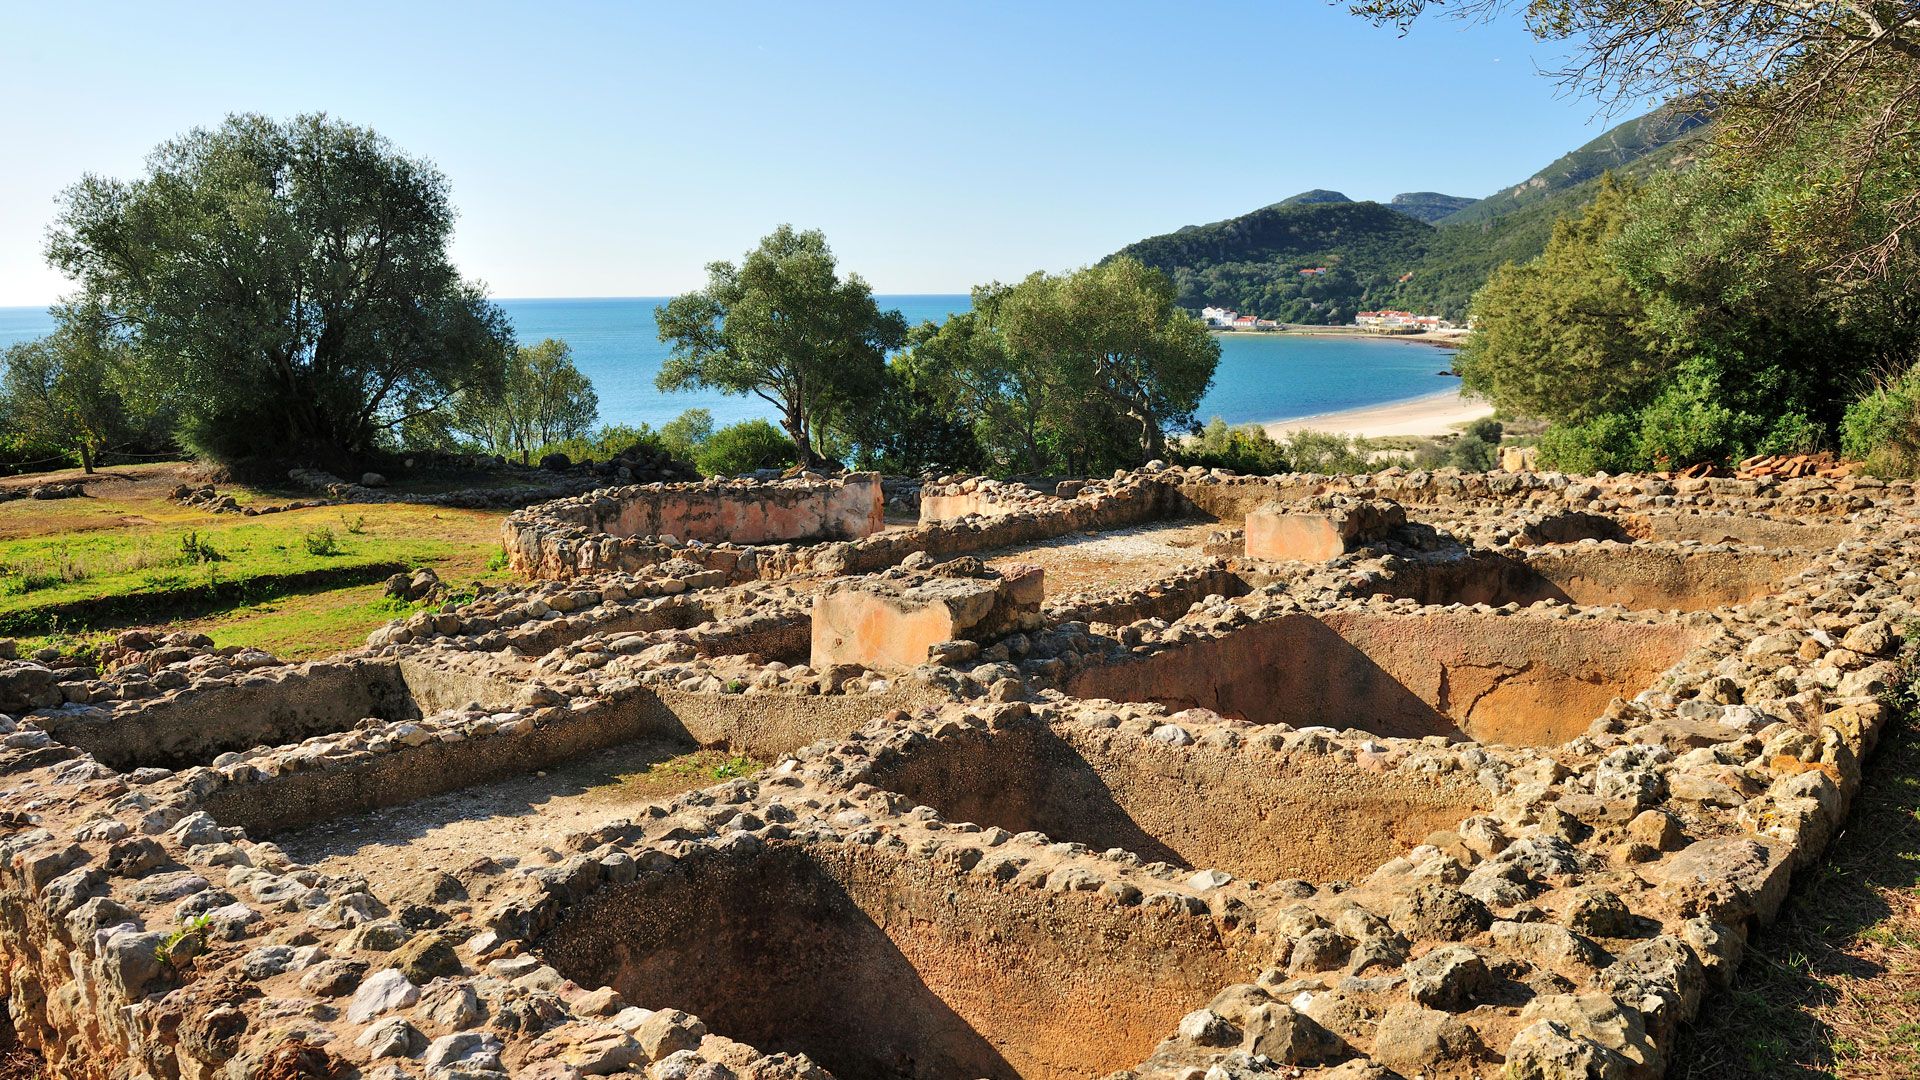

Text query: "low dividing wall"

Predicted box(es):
[199, 680, 946, 836]
[1372, 545, 1814, 613]
[504, 474, 885, 577]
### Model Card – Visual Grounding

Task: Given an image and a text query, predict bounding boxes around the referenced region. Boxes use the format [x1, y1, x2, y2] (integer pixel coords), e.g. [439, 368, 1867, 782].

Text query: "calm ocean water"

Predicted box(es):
[0, 297, 1455, 430]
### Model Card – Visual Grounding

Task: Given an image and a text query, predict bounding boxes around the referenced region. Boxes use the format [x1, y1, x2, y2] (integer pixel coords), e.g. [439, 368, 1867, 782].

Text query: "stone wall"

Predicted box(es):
[503, 474, 886, 578]
[0, 460, 1917, 1080]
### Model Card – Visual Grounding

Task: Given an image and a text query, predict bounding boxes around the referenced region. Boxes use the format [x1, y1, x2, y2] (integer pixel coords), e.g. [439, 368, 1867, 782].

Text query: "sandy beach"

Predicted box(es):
[1262, 388, 1493, 439]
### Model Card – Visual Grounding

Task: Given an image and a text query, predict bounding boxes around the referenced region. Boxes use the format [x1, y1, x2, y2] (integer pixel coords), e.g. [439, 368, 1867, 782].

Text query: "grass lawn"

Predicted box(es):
[0, 463, 513, 656]
[1671, 690, 1920, 1077]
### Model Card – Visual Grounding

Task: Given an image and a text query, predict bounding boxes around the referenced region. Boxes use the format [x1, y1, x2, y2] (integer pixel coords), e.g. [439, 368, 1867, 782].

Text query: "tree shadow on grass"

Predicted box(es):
[1669, 705, 1920, 1079]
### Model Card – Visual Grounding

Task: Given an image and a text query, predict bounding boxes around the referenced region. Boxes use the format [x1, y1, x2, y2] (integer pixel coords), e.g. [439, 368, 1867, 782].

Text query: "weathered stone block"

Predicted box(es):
[812, 559, 1043, 669]
[1244, 498, 1405, 562]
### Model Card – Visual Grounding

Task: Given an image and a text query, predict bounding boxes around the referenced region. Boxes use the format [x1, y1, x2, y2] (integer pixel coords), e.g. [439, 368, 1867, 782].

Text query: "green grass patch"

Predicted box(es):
[0, 509, 472, 636]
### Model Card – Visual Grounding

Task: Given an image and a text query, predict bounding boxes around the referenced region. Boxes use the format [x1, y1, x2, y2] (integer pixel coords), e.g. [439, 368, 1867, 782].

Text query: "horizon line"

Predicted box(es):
[0, 291, 978, 311]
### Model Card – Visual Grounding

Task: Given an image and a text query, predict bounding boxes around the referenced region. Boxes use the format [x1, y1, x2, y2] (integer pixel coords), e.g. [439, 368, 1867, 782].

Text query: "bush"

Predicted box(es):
[695, 420, 797, 477]
[1176, 418, 1289, 474]
[658, 408, 715, 462]
[1842, 367, 1920, 477]
[1537, 413, 1641, 474]
[1280, 430, 1378, 474]
[302, 528, 341, 557]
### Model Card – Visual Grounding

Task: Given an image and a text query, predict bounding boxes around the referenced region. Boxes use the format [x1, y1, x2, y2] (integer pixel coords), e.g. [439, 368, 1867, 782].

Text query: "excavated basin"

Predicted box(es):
[864, 723, 1484, 882]
[538, 842, 1247, 1080]
[1067, 610, 1701, 746]
[1380, 546, 1813, 612]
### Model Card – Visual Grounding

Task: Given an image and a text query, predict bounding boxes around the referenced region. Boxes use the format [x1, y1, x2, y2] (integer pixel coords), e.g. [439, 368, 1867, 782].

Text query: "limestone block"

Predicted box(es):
[812, 560, 1043, 669]
[1244, 499, 1405, 562]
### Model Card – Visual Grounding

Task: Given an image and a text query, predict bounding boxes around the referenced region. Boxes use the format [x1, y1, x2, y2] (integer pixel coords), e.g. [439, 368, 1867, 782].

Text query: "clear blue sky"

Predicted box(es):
[0, 1, 1618, 306]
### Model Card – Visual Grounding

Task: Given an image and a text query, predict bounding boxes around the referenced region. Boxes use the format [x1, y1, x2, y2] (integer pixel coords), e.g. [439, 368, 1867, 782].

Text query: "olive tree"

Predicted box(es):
[47, 113, 513, 463]
[454, 339, 600, 463]
[0, 304, 146, 473]
[654, 226, 907, 466]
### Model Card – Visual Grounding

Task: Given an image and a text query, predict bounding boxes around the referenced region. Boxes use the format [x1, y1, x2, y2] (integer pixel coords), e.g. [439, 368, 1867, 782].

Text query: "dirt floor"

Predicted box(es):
[271, 742, 767, 895]
[977, 520, 1222, 599]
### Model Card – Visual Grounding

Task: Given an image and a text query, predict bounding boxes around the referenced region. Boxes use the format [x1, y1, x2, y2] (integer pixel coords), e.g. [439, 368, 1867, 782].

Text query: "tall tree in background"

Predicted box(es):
[907, 262, 1219, 474]
[1456, 178, 1668, 424]
[904, 284, 1063, 474]
[0, 303, 147, 473]
[655, 226, 908, 467]
[46, 113, 514, 464]
[1001, 258, 1219, 462]
[455, 338, 600, 463]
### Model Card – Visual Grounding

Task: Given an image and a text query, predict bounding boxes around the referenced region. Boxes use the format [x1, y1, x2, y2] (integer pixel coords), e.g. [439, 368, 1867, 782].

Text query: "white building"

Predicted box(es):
[1200, 306, 1238, 328]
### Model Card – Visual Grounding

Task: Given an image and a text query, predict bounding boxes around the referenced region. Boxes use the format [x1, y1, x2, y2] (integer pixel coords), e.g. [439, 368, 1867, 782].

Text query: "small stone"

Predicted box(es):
[635, 1009, 707, 1061]
[346, 968, 420, 1024]
[1563, 888, 1633, 938]
[356, 1017, 426, 1059]
[1404, 945, 1492, 1011]
[1505, 1019, 1631, 1080]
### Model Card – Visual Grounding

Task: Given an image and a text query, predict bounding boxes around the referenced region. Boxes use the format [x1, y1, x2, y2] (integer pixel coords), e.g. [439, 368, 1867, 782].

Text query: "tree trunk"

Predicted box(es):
[78, 443, 95, 475]
[1140, 413, 1165, 462]
[783, 403, 819, 468]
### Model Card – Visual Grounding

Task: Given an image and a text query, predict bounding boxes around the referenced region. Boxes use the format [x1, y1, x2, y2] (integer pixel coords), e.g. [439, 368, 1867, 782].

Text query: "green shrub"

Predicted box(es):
[695, 420, 797, 476]
[177, 532, 223, 564]
[1461, 417, 1504, 445]
[1841, 368, 1920, 477]
[658, 408, 715, 462]
[302, 528, 340, 557]
[485, 547, 509, 572]
[1281, 430, 1378, 474]
[1633, 362, 1752, 468]
[1537, 413, 1641, 474]
[1176, 418, 1289, 474]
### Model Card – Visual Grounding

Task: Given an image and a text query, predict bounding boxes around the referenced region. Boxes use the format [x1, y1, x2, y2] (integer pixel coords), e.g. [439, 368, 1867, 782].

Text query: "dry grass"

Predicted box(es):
[0, 1048, 40, 1080]
[1670, 703, 1920, 1078]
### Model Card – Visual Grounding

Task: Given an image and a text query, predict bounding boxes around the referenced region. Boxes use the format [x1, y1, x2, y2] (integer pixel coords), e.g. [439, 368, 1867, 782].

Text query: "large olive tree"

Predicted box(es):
[47, 113, 513, 464]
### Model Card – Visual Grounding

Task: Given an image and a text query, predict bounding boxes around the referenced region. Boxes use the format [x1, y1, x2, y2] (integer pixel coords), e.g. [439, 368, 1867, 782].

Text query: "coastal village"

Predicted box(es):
[1201, 305, 1462, 333]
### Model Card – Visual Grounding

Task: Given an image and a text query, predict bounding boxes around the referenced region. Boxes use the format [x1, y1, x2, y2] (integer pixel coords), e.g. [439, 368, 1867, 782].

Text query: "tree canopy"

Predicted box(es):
[906, 260, 1219, 474]
[46, 113, 514, 464]
[1352, 0, 1920, 279]
[0, 303, 149, 474]
[454, 338, 600, 464]
[654, 226, 908, 467]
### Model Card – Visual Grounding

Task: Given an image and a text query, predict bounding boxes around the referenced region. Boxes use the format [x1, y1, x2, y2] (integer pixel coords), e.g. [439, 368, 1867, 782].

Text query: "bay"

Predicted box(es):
[0, 297, 1456, 431]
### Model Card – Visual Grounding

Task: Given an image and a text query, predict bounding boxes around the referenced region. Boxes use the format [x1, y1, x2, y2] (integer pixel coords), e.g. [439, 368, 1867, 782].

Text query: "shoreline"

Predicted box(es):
[1209, 326, 1470, 350]
[1258, 388, 1493, 440]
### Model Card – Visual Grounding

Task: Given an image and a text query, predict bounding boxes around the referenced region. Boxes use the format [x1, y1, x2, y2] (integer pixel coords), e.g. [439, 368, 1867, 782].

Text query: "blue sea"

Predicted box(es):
[0, 297, 1455, 430]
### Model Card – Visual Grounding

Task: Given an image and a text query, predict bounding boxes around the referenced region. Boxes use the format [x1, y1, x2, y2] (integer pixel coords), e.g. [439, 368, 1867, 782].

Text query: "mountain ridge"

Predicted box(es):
[1111, 106, 1710, 323]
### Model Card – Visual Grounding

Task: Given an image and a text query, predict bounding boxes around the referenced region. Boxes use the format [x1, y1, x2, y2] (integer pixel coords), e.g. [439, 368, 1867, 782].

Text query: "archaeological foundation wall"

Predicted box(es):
[0, 460, 1915, 1080]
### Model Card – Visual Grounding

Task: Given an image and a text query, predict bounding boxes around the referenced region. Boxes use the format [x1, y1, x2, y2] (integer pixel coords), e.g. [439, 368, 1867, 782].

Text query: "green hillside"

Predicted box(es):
[1389, 191, 1475, 223]
[1116, 201, 1436, 325]
[1443, 107, 1710, 227]
[1278, 189, 1355, 207]
[1111, 107, 1710, 324]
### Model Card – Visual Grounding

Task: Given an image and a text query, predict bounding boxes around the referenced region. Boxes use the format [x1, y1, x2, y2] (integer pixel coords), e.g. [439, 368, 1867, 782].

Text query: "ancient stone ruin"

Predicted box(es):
[1, 462, 1915, 1080]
